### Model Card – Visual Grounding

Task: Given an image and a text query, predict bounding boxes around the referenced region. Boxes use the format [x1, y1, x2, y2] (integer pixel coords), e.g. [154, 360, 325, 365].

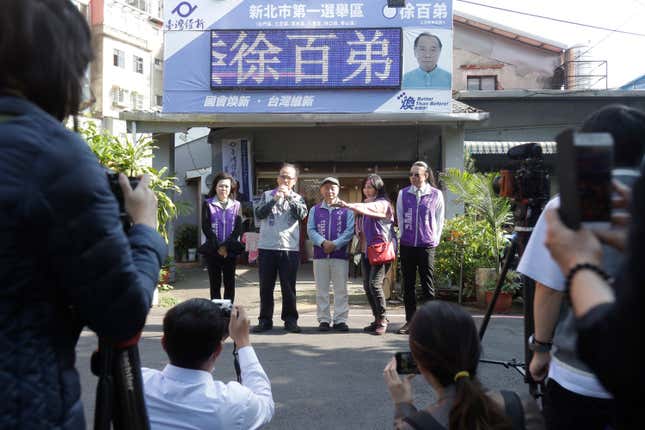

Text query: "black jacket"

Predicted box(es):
[577, 167, 645, 429]
[0, 96, 167, 429]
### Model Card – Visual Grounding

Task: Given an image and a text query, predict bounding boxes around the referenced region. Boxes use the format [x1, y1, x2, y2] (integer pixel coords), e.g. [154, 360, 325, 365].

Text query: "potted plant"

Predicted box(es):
[175, 224, 199, 262]
[79, 122, 191, 241]
[441, 168, 513, 305]
[483, 270, 522, 313]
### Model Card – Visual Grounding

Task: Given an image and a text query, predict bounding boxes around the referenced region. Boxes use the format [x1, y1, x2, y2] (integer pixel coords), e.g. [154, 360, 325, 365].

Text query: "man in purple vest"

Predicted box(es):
[307, 178, 355, 332]
[396, 161, 445, 334]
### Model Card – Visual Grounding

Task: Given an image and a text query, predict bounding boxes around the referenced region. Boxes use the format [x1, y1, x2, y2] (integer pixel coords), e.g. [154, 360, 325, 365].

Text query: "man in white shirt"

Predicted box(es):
[142, 299, 274, 430]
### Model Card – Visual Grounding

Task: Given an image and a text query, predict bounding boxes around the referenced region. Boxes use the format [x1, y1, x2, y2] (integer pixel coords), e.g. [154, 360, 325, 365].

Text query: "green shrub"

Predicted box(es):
[175, 224, 199, 261]
[435, 215, 499, 298]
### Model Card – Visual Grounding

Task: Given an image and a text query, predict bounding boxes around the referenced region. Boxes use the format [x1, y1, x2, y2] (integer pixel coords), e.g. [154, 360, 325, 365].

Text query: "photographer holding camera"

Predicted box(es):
[0, 1, 167, 428]
[517, 105, 645, 429]
[142, 299, 274, 430]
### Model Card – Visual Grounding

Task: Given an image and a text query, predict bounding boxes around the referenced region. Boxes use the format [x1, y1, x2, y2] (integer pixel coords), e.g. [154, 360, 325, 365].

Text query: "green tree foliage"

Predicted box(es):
[440, 168, 513, 274]
[78, 122, 189, 241]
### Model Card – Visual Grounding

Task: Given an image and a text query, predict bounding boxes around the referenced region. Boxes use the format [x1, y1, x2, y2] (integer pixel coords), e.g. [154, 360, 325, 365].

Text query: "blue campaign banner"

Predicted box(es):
[163, 0, 454, 113]
[211, 28, 402, 89]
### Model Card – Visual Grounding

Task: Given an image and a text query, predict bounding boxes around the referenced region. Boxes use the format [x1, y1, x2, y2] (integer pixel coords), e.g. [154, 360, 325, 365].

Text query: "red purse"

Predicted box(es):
[367, 241, 396, 265]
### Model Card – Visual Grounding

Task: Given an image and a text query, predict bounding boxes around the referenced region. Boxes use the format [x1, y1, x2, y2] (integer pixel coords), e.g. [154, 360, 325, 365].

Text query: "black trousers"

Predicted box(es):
[258, 249, 300, 325]
[361, 254, 390, 320]
[542, 379, 616, 430]
[400, 245, 435, 322]
[206, 254, 236, 302]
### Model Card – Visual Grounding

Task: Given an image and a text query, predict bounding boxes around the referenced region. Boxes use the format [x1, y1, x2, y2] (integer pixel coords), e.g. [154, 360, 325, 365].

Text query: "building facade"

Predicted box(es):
[89, 0, 164, 134]
[155, 11, 566, 235]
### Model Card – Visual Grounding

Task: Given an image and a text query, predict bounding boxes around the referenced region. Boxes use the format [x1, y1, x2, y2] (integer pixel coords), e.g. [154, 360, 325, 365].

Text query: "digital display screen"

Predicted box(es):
[210, 28, 402, 89]
[576, 145, 613, 223]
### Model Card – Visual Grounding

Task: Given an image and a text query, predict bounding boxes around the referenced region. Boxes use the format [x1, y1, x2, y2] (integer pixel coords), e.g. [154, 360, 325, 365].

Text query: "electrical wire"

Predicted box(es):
[456, 0, 645, 37]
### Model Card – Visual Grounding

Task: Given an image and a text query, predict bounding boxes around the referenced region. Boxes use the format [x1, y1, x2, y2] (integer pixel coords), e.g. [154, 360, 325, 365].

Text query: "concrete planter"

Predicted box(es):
[475, 268, 497, 307]
[485, 291, 513, 313]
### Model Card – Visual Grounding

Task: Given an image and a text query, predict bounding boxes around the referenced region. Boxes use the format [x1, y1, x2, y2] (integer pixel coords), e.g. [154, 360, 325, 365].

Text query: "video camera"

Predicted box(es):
[482, 143, 550, 400]
[494, 143, 550, 228]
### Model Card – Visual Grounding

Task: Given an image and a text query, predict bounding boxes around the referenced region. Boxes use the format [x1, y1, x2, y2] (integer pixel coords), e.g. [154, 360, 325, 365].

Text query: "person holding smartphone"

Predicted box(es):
[383, 301, 544, 430]
[517, 105, 645, 430]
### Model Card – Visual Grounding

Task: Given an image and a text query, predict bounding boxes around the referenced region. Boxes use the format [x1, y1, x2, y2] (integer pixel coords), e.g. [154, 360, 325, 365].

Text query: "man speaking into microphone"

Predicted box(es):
[396, 161, 445, 334]
[252, 163, 308, 333]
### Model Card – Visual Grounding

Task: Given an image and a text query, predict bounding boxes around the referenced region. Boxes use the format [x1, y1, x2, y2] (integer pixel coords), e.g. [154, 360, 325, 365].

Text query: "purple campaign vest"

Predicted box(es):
[399, 186, 440, 247]
[313, 203, 349, 259]
[206, 198, 240, 242]
[362, 198, 394, 247]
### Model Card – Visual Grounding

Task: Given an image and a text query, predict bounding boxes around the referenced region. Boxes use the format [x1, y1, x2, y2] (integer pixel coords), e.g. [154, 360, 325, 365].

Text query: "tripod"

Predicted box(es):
[478, 234, 526, 378]
[478, 226, 543, 400]
[92, 336, 150, 430]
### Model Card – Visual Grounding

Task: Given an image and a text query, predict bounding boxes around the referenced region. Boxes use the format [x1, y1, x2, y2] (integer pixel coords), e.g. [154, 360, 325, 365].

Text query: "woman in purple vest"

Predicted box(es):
[396, 161, 444, 335]
[201, 172, 242, 301]
[338, 174, 395, 335]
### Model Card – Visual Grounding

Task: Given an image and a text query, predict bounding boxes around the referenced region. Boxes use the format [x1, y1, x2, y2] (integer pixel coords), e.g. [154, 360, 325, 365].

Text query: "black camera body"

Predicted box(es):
[495, 143, 550, 228]
[106, 171, 140, 232]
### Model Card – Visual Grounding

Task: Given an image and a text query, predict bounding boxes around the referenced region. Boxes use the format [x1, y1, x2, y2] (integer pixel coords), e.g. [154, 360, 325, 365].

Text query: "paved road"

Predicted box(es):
[76, 264, 529, 429]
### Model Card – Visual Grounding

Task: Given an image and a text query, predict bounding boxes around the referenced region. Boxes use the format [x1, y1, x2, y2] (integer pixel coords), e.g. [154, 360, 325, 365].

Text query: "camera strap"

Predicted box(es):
[233, 343, 242, 383]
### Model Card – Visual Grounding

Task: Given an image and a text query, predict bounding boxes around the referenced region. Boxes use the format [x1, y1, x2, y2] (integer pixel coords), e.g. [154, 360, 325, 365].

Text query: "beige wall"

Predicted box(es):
[453, 23, 563, 90]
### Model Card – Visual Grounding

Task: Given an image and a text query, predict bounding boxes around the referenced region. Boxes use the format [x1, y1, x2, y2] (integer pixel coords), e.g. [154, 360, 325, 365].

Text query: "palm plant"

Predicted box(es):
[78, 122, 189, 241]
[441, 168, 513, 273]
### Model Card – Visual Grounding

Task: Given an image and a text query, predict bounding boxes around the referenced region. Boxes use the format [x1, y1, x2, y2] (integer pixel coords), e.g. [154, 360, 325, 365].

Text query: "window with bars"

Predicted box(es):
[133, 56, 144, 74]
[113, 49, 125, 68]
[112, 87, 129, 106]
[130, 92, 144, 110]
[466, 75, 497, 90]
[125, 0, 149, 12]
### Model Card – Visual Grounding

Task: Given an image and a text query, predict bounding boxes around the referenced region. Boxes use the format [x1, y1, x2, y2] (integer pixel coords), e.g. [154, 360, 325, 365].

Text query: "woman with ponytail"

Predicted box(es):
[383, 301, 544, 430]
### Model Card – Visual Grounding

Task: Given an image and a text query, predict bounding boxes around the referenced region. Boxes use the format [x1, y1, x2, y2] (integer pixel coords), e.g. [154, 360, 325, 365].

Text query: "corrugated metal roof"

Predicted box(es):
[465, 141, 556, 155]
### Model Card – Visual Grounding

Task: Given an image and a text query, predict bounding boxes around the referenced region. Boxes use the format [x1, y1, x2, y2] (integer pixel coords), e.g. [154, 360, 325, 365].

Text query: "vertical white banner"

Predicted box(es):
[222, 138, 253, 201]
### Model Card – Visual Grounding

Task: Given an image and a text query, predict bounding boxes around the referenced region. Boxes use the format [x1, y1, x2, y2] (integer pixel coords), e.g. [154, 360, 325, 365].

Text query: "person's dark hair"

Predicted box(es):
[362, 174, 389, 201]
[409, 301, 511, 430]
[581, 104, 645, 168]
[163, 298, 228, 369]
[411, 160, 438, 187]
[207, 172, 238, 199]
[0, 0, 93, 121]
[414, 33, 442, 49]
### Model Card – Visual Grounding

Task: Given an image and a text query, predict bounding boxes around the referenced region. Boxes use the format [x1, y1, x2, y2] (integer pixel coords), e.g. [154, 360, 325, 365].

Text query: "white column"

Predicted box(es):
[441, 125, 465, 219]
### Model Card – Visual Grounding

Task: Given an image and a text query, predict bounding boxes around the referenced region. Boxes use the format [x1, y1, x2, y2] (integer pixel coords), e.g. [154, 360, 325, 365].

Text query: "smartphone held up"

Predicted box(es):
[556, 130, 614, 230]
[395, 352, 419, 375]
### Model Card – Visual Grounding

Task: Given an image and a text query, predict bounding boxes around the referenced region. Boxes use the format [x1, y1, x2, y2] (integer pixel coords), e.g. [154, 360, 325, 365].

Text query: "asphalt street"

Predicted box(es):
[76, 264, 528, 429]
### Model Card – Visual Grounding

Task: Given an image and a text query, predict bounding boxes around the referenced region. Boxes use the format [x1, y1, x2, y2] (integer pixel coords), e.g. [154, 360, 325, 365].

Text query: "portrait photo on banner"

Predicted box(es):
[401, 28, 452, 90]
